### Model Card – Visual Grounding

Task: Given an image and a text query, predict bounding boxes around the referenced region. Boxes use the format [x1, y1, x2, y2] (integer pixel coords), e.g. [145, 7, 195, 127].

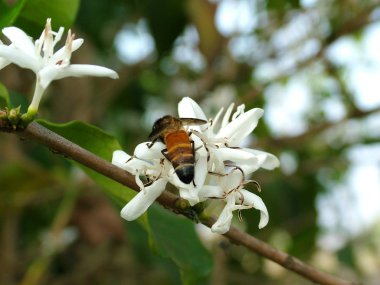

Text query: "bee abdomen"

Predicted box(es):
[170, 152, 194, 184]
[174, 164, 194, 184]
[165, 131, 195, 184]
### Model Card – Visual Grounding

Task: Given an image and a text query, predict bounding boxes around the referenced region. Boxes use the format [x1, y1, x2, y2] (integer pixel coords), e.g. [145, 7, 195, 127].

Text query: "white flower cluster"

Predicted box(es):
[0, 18, 118, 116]
[113, 97, 279, 234]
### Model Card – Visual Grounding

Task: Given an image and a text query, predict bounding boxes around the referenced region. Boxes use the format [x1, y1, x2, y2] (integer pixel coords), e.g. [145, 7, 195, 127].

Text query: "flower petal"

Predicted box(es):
[50, 38, 84, 63]
[112, 150, 132, 166]
[193, 136, 208, 189]
[221, 103, 234, 128]
[216, 147, 258, 164]
[210, 106, 224, 134]
[2, 27, 36, 56]
[178, 97, 207, 120]
[231, 104, 245, 120]
[211, 194, 235, 234]
[134, 141, 164, 160]
[238, 189, 269, 229]
[198, 185, 223, 200]
[216, 108, 264, 145]
[179, 185, 199, 206]
[112, 150, 153, 174]
[120, 178, 167, 221]
[223, 170, 244, 191]
[38, 64, 118, 88]
[0, 57, 11, 70]
[0, 45, 40, 71]
[244, 149, 280, 170]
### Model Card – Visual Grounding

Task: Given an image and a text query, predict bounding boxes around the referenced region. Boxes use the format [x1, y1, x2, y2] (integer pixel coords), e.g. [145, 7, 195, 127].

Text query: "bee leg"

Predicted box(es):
[147, 138, 158, 148]
[190, 140, 198, 187]
[204, 144, 210, 162]
[160, 148, 170, 161]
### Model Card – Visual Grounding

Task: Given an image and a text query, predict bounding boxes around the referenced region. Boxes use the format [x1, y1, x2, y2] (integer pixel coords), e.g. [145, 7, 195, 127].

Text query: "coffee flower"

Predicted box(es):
[112, 133, 209, 220]
[198, 168, 269, 234]
[0, 18, 118, 117]
[112, 97, 279, 234]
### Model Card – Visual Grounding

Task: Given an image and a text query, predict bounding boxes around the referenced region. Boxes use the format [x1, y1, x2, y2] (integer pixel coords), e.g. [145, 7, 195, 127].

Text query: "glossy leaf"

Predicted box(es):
[0, 0, 27, 28]
[149, 205, 213, 285]
[38, 120, 136, 205]
[13, 0, 79, 37]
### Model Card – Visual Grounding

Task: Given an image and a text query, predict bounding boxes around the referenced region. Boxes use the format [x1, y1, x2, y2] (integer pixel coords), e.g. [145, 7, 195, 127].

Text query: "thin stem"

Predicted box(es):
[0, 119, 362, 285]
[27, 78, 45, 118]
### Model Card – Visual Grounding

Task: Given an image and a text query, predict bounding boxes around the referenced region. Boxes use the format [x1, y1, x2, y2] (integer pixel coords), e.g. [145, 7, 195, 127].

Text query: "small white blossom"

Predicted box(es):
[198, 169, 269, 234]
[0, 18, 118, 116]
[112, 97, 279, 233]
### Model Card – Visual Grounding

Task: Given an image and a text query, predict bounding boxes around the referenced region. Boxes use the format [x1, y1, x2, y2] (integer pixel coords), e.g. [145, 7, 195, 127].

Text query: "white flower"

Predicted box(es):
[112, 148, 168, 220]
[178, 97, 279, 174]
[112, 97, 279, 233]
[0, 18, 118, 116]
[198, 169, 269, 234]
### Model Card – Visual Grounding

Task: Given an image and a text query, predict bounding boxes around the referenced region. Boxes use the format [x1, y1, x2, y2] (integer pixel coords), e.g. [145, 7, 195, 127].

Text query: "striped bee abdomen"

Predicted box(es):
[164, 130, 194, 184]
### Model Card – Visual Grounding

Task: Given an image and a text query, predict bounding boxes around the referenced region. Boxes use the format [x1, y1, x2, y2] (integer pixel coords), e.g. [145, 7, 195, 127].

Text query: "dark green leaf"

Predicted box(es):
[0, 0, 28, 28]
[149, 205, 213, 285]
[14, 0, 80, 37]
[37, 120, 136, 205]
[0, 82, 11, 108]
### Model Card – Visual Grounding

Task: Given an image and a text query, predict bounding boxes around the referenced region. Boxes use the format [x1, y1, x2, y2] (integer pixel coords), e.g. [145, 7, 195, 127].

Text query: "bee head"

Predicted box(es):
[149, 115, 177, 141]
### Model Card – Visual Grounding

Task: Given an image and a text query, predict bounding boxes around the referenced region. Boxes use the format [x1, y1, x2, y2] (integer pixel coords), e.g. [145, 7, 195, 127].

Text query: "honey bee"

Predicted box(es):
[148, 115, 207, 184]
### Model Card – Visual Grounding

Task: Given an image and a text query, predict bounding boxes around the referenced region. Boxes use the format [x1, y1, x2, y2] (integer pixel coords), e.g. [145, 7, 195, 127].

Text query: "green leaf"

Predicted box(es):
[0, 0, 27, 28]
[37, 120, 136, 205]
[149, 205, 213, 285]
[0, 82, 11, 108]
[10, 0, 80, 37]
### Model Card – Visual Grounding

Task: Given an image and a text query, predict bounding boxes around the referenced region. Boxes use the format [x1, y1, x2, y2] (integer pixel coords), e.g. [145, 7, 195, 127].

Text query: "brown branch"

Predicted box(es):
[0, 119, 362, 285]
[225, 226, 359, 285]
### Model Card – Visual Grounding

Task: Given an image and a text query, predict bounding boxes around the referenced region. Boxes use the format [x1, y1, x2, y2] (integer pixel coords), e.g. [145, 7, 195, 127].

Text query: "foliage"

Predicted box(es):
[0, 0, 79, 33]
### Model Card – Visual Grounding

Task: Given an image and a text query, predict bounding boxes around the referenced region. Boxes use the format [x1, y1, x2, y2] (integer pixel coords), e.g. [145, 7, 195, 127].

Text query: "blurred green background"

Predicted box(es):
[1, 0, 380, 284]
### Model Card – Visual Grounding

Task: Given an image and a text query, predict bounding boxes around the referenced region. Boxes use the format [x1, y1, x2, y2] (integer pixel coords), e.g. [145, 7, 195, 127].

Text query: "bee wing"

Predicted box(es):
[179, 118, 208, 126]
